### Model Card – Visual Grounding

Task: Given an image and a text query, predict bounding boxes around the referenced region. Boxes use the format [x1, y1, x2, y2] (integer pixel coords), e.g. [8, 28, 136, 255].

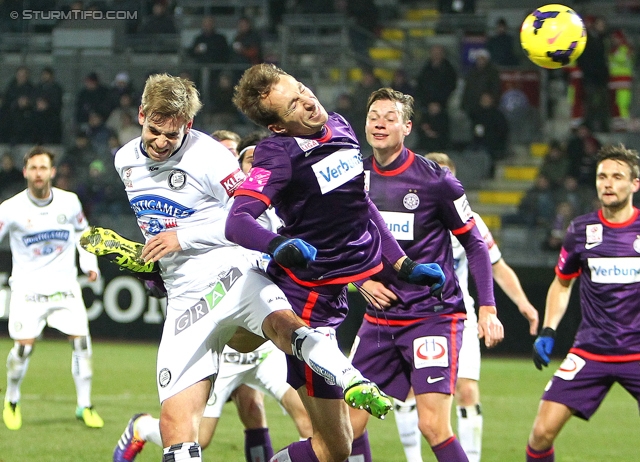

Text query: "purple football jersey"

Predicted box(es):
[364, 148, 494, 320]
[556, 208, 640, 358]
[234, 112, 383, 284]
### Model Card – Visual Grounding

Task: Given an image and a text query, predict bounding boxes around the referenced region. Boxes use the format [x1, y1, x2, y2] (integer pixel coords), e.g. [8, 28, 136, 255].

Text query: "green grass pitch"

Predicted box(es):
[0, 337, 638, 461]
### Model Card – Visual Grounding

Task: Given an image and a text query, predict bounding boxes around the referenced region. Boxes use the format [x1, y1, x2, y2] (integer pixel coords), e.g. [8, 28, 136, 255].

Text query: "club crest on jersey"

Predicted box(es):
[57, 214, 67, 224]
[168, 169, 187, 190]
[294, 137, 319, 153]
[585, 223, 603, 249]
[158, 368, 171, 387]
[403, 191, 419, 210]
[413, 336, 449, 369]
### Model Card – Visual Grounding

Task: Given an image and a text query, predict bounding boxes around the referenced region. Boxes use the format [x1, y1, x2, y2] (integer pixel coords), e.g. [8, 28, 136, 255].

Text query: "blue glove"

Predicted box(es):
[397, 258, 446, 298]
[533, 327, 556, 370]
[267, 236, 317, 269]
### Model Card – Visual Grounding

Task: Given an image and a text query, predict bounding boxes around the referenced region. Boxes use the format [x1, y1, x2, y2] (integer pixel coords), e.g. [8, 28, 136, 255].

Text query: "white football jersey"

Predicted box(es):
[114, 130, 247, 297]
[451, 212, 501, 319]
[0, 187, 98, 293]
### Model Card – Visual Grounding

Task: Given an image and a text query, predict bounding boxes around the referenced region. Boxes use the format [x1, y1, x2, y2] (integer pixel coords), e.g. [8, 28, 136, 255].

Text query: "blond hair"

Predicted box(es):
[424, 152, 456, 175]
[141, 73, 202, 124]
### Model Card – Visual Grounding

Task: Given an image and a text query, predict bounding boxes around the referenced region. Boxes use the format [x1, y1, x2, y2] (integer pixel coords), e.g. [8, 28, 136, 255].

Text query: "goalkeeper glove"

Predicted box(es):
[267, 236, 317, 269]
[533, 327, 556, 370]
[397, 258, 445, 298]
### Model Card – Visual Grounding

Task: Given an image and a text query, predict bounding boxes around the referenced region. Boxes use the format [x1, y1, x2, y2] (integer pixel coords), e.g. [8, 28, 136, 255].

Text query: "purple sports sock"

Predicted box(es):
[270, 439, 319, 462]
[526, 444, 555, 462]
[245, 428, 273, 462]
[431, 436, 469, 462]
[350, 431, 373, 462]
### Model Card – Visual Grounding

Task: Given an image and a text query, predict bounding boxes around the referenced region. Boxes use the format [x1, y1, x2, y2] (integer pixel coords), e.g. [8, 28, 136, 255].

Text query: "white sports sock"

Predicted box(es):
[5, 343, 32, 403]
[136, 415, 163, 446]
[457, 404, 483, 462]
[394, 398, 423, 462]
[292, 327, 363, 389]
[163, 442, 201, 461]
[71, 337, 93, 409]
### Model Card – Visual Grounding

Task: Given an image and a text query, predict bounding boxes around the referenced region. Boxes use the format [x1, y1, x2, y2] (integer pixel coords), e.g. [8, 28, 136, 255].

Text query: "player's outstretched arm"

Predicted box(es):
[492, 258, 539, 335]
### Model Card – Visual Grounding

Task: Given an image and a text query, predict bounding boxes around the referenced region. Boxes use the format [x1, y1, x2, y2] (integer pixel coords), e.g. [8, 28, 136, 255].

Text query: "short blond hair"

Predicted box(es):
[424, 152, 456, 175]
[141, 73, 202, 124]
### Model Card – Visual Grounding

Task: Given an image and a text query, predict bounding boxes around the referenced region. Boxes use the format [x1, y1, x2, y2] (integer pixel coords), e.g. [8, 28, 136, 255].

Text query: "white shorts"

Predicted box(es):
[203, 341, 290, 418]
[8, 283, 89, 340]
[156, 261, 292, 403]
[458, 317, 481, 381]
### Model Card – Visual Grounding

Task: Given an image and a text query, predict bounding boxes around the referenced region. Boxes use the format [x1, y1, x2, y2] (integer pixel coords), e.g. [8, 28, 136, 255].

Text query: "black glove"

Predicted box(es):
[267, 236, 317, 269]
[397, 258, 445, 298]
[533, 327, 556, 370]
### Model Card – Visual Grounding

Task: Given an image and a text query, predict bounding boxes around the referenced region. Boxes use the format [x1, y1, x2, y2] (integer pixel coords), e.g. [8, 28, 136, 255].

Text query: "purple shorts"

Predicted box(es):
[542, 352, 640, 420]
[269, 265, 350, 399]
[350, 313, 465, 401]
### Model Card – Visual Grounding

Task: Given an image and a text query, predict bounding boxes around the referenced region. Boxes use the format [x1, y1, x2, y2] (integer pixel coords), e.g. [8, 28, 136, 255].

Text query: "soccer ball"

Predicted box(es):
[520, 4, 587, 69]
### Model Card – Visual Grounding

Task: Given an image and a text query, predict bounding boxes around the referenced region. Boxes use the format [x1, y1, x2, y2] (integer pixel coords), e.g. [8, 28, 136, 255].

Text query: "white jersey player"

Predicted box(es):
[88, 73, 384, 462]
[0, 147, 104, 431]
[392, 153, 539, 462]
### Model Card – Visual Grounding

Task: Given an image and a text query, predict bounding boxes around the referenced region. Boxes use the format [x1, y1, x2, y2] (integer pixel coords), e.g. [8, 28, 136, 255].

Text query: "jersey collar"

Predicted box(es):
[598, 207, 639, 228]
[372, 147, 414, 176]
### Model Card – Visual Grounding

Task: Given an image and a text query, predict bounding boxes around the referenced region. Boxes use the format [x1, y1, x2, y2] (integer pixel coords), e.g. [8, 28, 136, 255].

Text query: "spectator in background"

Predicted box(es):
[33, 96, 62, 144]
[210, 71, 240, 129]
[608, 29, 634, 124]
[577, 16, 610, 133]
[75, 72, 110, 127]
[334, 92, 359, 131]
[415, 45, 457, 112]
[566, 124, 602, 188]
[390, 69, 415, 97]
[502, 174, 556, 228]
[115, 112, 140, 145]
[461, 49, 502, 119]
[34, 67, 63, 117]
[7, 95, 35, 145]
[2, 66, 34, 115]
[417, 101, 450, 153]
[469, 92, 509, 177]
[188, 16, 230, 67]
[230, 17, 263, 70]
[85, 111, 116, 157]
[539, 140, 570, 189]
[0, 153, 23, 200]
[486, 18, 519, 66]
[75, 159, 129, 218]
[106, 93, 138, 134]
[211, 129, 242, 157]
[65, 131, 97, 173]
[108, 72, 137, 112]
[138, 2, 177, 35]
[553, 175, 596, 218]
[344, 0, 379, 65]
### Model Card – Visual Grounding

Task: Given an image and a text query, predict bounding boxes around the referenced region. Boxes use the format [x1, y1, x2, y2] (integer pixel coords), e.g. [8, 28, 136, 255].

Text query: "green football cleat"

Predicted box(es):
[80, 227, 157, 274]
[76, 406, 104, 428]
[343, 379, 392, 419]
[3, 400, 21, 430]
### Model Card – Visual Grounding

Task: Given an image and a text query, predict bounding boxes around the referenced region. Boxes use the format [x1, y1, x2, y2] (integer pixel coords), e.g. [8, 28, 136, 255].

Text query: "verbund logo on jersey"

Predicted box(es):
[311, 148, 363, 194]
[378, 211, 414, 241]
[589, 257, 640, 283]
[129, 195, 196, 218]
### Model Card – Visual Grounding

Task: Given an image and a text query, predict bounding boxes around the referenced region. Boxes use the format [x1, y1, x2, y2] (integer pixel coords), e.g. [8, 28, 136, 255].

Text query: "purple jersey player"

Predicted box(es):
[348, 88, 504, 462]
[527, 144, 640, 462]
[226, 64, 445, 462]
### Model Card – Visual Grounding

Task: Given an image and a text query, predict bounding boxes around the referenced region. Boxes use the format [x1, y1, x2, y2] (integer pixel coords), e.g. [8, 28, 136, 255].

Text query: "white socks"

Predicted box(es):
[394, 398, 423, 462]
[456, 404, 483, 462]
[136, 415, 163, 446]
[71, 336, 93, 409]
[5, 343, 32, 403]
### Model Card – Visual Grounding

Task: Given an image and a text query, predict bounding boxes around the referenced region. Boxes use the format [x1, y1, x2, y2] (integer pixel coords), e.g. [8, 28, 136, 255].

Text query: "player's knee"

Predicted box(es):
[11, 342, 33, 360]
[529, 420, 557, 449]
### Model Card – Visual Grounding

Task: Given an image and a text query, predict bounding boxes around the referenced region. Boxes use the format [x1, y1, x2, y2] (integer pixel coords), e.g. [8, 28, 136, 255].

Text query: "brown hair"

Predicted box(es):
[233, 63, 289, 127]
[597, 144, 640, 179]
[366, 87, 414, 123]
[141, 73, 202, 124]
[24, 146, 54, 167]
